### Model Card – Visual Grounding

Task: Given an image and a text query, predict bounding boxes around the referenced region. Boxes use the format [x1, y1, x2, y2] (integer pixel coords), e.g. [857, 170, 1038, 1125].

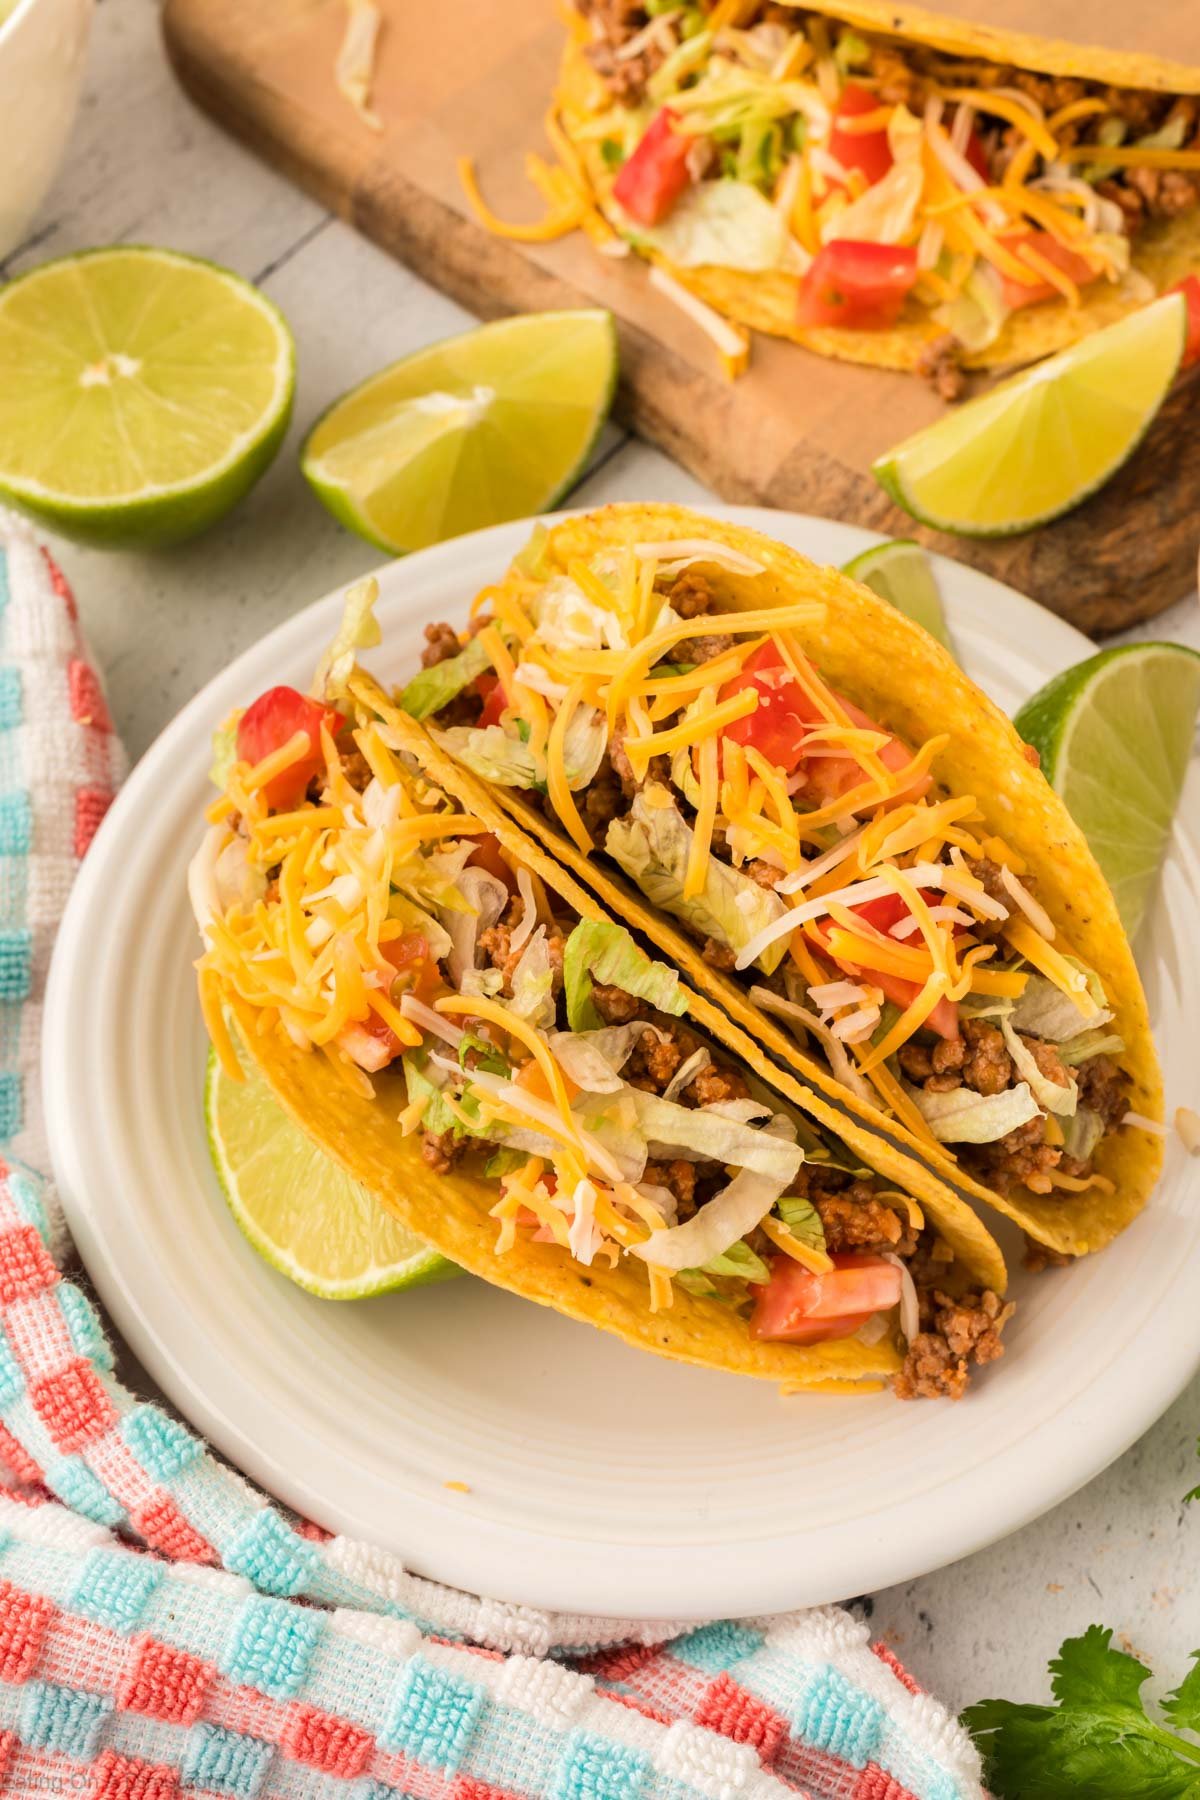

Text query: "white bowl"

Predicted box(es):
[0, 0, 92, 262]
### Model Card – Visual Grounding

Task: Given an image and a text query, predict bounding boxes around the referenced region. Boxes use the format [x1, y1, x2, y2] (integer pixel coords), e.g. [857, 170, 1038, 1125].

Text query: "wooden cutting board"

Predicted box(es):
[162, 0, 1200, 633]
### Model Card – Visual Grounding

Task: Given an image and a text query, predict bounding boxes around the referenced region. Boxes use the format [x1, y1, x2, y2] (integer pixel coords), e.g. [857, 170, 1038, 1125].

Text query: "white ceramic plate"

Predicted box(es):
[45, 508, 1200, 1622]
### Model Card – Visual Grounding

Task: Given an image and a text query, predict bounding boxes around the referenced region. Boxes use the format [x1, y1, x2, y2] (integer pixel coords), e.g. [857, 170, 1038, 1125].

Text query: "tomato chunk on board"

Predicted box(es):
[612, 109, 695, 226]
[797, 242, 918, 331]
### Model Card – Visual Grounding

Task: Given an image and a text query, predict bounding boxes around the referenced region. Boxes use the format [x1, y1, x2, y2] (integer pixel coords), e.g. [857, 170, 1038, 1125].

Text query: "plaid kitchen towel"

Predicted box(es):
[0, 509, 986, 1800]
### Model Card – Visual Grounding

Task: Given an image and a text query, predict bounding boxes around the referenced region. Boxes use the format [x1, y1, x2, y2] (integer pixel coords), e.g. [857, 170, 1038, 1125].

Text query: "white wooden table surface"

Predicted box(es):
[9, 0, 1200, 1714]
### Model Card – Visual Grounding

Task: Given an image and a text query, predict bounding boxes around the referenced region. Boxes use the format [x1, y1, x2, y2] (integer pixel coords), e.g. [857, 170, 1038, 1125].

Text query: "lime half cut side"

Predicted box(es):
[842, 539, 954, 654]
[301, 309, 618, 553]
[1015, 641, 1200, 939]
[873, 293, 1187, 537]
[0, 247, 295, 547]
[205, 1045, 457, 1299]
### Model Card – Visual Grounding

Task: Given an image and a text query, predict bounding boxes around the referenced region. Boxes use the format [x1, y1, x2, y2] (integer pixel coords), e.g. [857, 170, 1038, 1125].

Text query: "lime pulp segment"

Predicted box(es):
[1014, 641, 1200, 939]
[873, 294, 1187, 537]
[301, 309, 618, 553]
[205, 1045, 457, 1300]
[0, 246, 295, 546]
[842, 539, 953, 652]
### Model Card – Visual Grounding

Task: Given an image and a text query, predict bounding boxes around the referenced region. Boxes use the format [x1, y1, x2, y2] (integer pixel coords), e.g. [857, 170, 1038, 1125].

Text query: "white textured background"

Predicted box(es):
[5, 0, 1198, 1714]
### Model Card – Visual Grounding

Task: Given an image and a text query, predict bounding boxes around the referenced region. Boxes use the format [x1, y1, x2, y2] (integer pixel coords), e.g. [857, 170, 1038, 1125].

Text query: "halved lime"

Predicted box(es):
[873, 294, 1187, 537]
[0, 247, 295, 547]
[842, 538, 954, 653]
[301, 309, 618, 553]
[1015, 641, 1200, 938]
[205, 1045, 457, 1299]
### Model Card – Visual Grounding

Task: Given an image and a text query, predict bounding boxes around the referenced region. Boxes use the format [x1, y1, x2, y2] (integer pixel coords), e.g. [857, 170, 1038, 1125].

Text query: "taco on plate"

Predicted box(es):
[190, 595, 1012, 1399]
[543, 0, 1200, 388]
[394, 503, 1164, 1260]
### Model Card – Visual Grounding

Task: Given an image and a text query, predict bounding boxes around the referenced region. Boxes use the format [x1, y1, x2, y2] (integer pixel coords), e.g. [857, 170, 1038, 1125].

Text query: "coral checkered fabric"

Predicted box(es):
[0, 510, 985, 1800]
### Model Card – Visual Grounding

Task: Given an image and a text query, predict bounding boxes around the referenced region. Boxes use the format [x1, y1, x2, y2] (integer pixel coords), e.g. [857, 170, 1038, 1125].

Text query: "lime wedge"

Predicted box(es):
[1014, 641, 1200, 938]
[0, 247, 294, 547]
[842, 539, 953, 653]
[205, 1045, 457, 1299]
[873, 294, 1187, 536]
[301, 309, 618, 553]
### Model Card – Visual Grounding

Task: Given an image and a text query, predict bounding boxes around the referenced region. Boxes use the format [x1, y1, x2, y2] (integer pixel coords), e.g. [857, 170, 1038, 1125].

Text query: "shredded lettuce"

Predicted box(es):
[437, 705, 607, 794]
[700, 1239, 770, 1283]
[547, 1023, 660, 1092]
[935, 263, 1010, 353]
[210, 716, 238, 789]
[606, 786, 790, 975]
[834, 27, 870, 68]
[1061, 1106, 1105, 1163]
[620, 179, 793, 270]
[533, 575, 630, 653]
[633, 1154, 796, 1271]
[1009, 967, 1113, 1041]
[562, 917, 687, 1032]
[910, 1080, 1041, 1144]
[460, 968, 506, 1001]
[314, 576, 382, 705]
[455, 1027, 509, 1077]
[432, 723, 543, 789]
[632, 1092, 803, 1179]
[512, 522, 553, 580]
[776, 1193, 826, 1251]
[399, 634, 495, 721]
[441, 866, 508, 986]
[1000, 1020, 1078, 1117]
[1059, 1028, 1126, 1067]
[484, 1146, 528, 1178]
[403, 1052, 470, 1139]
[508, 928, 557, 1031]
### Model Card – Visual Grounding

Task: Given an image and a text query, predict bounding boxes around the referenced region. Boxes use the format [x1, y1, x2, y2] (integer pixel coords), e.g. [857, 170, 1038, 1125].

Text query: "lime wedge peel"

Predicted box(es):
[873, 294, 1187, 538]
[1015, 641, 1200, 939]
[842, 538, 954, 654]
[301, 309, 619, 554]
[0, 246, 295, 548]
[205, 1045, 457, 1300]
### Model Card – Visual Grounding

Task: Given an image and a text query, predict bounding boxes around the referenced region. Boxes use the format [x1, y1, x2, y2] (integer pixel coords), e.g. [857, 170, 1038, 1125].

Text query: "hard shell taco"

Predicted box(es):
[190, 595, 1013, 1401]
[534, 0, 1200, 387]
[394, 503, 1164, 1260]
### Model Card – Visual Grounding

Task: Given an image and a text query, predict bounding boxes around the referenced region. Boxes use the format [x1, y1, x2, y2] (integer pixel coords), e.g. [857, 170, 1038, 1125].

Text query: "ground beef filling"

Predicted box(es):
[894, 1287, 1012, 1401]
[898, 1017, 1126, 1193]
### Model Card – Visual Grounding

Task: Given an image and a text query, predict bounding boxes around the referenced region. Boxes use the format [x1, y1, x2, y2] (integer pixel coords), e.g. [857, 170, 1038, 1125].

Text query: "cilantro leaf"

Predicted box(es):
[963, 1628, 1200, 1799]
[1163, 1656, 1200, 1736]
[1050, 1625, 1154, 1710]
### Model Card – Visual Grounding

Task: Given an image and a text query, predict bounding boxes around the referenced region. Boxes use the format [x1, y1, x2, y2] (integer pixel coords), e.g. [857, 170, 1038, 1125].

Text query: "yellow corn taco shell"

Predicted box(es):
[429, 503, 1163, 1258]
[227, 692, 1008, 1390]
[556, 11, 1200, 374]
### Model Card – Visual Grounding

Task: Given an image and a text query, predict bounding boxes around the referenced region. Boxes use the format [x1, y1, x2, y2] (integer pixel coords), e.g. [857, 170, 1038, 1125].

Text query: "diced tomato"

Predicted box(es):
[236, 687, 344, 811]
[797, 241, 918, 331]
[807, 891, 960, 1040]
[998, 230, 1102, 311]
[612, 108, 695, 226]
[828, 82, 894, 187]
[475, 673, 507, 729]
[719, 642, 812, 774]
[750, 1252, 903, 1343]
[1168, 274, 1200, 369]
[718, 643, 928, 805]
[467, 830, 519, 892]
[381, 930, 442, 1005]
